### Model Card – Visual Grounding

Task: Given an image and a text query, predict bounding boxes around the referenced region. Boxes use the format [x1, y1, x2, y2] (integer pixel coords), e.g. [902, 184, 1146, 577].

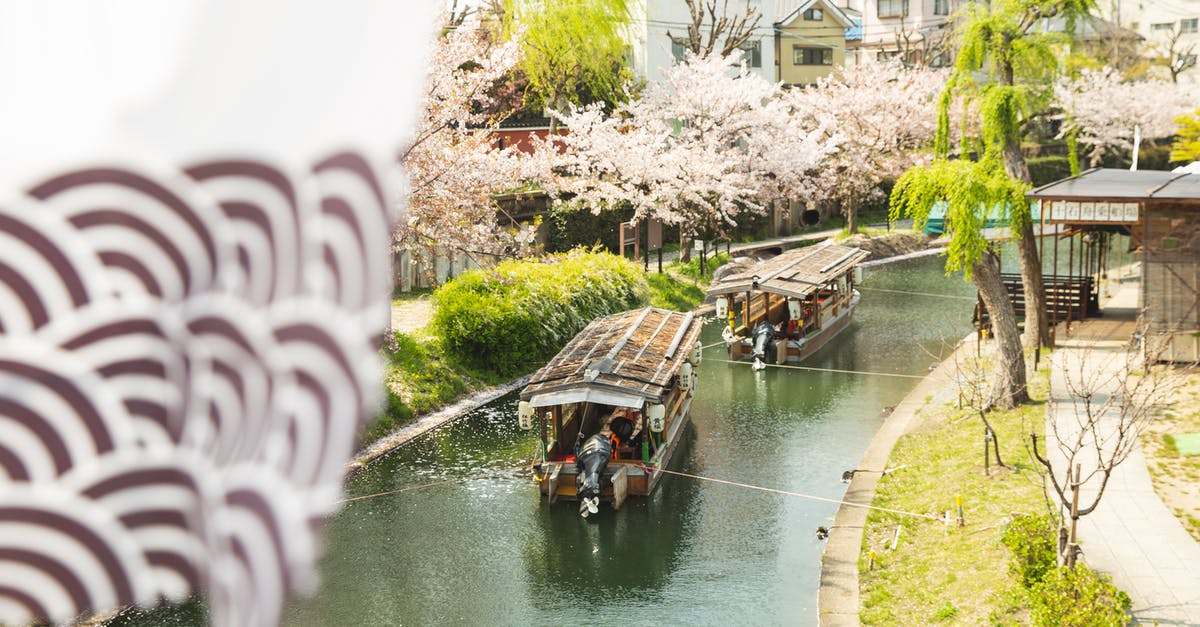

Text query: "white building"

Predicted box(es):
[632, 0, 859, 84]
[1104, 0, 1200, 83]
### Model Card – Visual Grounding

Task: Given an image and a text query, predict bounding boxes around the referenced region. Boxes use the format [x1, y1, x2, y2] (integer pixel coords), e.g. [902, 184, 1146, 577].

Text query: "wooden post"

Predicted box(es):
[984, 431, 990, 476]
[1067, 463, 1081, 568]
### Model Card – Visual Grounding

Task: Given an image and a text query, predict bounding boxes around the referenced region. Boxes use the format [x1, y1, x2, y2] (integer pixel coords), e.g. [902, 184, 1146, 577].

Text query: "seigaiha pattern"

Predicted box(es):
[0, 152, 393, 626]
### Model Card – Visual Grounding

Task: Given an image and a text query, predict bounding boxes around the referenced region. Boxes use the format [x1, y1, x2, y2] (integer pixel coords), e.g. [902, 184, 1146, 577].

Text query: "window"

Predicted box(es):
[1151, 22, 1175, 32]
[933, 0, 949, 15]
[741, 40, 762, 68]
[672, 41, 686, 61]
[1182, 18, 1198, 33]
[804, 8, 824, 20]
[794, 45, 833, 65]
[877, 0, 908, 17]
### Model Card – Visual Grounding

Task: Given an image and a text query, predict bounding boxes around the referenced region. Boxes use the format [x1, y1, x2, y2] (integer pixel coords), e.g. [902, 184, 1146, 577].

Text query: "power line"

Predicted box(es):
[713, 358, 927, 378]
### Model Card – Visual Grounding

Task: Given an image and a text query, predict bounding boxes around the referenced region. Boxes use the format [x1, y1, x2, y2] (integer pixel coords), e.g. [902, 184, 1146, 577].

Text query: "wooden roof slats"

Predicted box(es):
[522, 307, 703, 403]
[706, 243, 870, 298]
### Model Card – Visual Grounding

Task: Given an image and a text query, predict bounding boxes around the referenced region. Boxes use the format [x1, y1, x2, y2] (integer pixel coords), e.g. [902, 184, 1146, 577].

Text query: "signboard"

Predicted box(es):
[1046, 200, 1140, 223]
[647, 219, 663, 251]
[619, 220, 639, 259]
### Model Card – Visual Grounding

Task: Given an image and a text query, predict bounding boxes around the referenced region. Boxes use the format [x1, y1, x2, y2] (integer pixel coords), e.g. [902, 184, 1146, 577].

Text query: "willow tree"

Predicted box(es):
[890, 161, 1031, 408]
[939, 0, 1094, 351]
[1172, 107, 1200, 162]
[500, 0, 635, 127]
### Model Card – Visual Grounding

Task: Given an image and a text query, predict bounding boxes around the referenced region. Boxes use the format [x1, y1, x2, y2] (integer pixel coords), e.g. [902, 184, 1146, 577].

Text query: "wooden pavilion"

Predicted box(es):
[1027, 168, 1200, 362]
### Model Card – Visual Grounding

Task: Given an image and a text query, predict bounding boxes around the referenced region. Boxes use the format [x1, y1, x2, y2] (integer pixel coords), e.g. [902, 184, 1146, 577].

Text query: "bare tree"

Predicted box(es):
[1156, 24, 1198, 84]
[1029, 331, 1176, 567]
[892, 22, 954, 67]
[953, 345, 1009, 473]
[667, 0, 762, 58]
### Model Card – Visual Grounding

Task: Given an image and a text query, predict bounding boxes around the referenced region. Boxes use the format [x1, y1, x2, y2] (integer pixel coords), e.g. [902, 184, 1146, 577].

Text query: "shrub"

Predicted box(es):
[1001, 513, 1057, 587]
[1027, 155, 1072, 186]
[1029, 566, 1131, 627]
[431, 249, 650, 376]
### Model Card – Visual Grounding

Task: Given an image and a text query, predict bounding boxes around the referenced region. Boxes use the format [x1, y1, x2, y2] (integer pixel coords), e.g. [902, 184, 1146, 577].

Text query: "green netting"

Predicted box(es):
[1171, 433, 1200, 456]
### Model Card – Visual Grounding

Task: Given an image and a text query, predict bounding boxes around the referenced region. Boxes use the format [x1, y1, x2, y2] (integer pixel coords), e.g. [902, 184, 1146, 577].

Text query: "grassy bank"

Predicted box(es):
[860, 364, 1052, 625]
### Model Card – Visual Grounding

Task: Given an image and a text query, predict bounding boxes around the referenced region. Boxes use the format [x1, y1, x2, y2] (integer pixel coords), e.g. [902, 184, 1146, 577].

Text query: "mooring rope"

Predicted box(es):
[857, 287, 977, 301]
[651, 467, 941, 521]
[338, 472, 497, 504]
[340, 466, 940, 522]
[712, 358, 925, 379]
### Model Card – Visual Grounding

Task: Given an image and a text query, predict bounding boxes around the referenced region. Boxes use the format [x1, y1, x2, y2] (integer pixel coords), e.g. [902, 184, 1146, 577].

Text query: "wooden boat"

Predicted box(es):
[706, 242, 869, 369]
[518, 306, 703, 517]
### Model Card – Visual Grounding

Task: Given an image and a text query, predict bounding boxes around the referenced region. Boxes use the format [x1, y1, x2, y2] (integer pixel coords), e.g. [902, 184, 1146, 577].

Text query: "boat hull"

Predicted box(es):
[729, 292, 858, 364]
[534, 396, 691, 505]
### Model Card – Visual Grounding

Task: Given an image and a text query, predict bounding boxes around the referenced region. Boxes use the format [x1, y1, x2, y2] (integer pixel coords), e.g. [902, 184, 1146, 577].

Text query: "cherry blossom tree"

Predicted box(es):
[552, 53, 835, 260]
[396, 17, 551, 272]
[1054, 68, 1199, 168]
[787, 61, 946, 233]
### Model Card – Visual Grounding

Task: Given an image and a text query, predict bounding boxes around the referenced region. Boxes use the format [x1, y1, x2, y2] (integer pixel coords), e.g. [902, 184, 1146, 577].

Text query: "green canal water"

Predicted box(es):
[278, 255, 975, 626]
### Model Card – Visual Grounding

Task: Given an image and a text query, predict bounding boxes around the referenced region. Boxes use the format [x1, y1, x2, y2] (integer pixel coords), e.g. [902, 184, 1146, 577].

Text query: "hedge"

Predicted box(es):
[431, 249, 650, 376]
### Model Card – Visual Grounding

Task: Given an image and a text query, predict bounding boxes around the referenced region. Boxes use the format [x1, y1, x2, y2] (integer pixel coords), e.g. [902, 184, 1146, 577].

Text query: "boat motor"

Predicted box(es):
[751, 319, 775, 371]
[575, 433, 613, 518]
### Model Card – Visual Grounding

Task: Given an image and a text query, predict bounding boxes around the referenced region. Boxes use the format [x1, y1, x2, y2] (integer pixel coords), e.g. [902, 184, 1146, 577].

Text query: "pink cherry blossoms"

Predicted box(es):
[787, 61, 946, 231]
[1054, 68, 1200, 167]
[551, 54, 837, 238]
[396, 18, 549, 267]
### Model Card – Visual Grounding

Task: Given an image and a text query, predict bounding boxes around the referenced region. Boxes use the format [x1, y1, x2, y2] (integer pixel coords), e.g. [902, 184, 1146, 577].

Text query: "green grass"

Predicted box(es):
[646, 272, 706, 311]
[674, 252, 732, 280]
[859, 365, 1051, 626]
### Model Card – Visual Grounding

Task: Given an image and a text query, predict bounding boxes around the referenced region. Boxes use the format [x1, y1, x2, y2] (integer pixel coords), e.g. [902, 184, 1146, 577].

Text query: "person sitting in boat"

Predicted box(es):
[601, 408, 642, 459]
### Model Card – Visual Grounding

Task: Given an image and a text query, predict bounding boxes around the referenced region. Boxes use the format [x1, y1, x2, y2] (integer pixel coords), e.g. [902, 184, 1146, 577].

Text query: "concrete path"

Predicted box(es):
[1047, 280, 1200, 626]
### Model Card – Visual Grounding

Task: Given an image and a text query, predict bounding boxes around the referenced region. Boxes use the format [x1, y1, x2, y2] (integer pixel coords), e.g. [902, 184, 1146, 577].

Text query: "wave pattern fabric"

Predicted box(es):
[0, 152, 392, 626]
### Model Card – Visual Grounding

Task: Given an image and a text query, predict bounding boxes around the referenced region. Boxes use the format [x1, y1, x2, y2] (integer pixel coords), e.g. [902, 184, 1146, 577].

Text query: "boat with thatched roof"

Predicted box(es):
[706, 242, 869, 370]
[518, 307, 703, 517]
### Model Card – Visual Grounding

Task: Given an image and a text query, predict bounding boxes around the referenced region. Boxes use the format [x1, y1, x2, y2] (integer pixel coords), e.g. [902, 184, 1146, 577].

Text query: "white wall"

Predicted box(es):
[1104, 0, 1200, 83]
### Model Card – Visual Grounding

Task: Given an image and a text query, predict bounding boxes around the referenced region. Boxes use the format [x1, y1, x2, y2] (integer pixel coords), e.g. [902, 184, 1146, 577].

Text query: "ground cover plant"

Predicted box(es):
[859, 364, 1051, 625]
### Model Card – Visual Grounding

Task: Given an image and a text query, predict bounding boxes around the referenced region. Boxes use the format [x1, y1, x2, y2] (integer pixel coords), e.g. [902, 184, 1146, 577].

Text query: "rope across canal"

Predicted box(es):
[340, 466, 941, 521]
[712, 358, 926, 379]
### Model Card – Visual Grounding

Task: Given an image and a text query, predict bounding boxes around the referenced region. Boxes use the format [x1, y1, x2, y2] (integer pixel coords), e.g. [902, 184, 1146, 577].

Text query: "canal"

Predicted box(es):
[281, 255, 976, 626]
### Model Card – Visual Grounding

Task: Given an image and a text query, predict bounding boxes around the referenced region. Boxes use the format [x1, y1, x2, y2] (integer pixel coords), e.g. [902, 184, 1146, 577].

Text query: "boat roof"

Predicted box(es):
[521, 307, 703, 409]
[706, 242, 869, 299]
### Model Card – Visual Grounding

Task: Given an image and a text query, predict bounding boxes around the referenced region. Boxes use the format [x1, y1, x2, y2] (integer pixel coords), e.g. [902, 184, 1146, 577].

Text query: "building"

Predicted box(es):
[1105, 0, 1200, 83]
[633, 0, 856, 85]
[776, 0, 857, 85]
[1028, 168, 1200, 362]
[848, 0, 960, 66]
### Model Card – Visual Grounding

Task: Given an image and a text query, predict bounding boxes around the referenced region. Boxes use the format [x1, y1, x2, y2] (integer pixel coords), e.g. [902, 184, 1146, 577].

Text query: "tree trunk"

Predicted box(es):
[845, 197, 858, 234]
[1002, 139, 1051, 351]
[972, 248, 1029, 409]
[1015, 221, 1050, 349]
[679, 232, 692, 263]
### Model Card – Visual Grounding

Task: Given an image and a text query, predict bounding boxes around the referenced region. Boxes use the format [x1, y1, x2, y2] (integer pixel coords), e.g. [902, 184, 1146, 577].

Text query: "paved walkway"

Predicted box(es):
[1047, 280, 1200, 626]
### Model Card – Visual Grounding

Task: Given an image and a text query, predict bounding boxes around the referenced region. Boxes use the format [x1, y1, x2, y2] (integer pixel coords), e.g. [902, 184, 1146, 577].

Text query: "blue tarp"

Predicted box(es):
[923, 200, 1042, 236]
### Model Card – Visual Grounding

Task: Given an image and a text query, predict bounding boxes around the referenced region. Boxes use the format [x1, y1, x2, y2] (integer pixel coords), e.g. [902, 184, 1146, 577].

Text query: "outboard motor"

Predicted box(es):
[575, 434, 613, 518]
[751, 319, 775, 371]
